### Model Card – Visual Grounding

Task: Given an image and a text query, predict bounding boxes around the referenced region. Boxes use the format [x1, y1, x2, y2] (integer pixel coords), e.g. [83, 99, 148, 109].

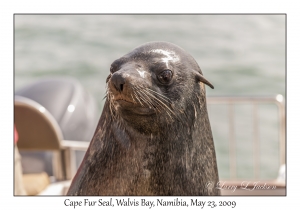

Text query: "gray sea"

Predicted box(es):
[14, 14, 285, 180]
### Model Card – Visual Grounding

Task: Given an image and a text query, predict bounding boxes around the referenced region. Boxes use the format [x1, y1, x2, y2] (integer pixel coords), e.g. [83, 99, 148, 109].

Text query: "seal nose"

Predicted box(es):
[111, 73, 126, 92]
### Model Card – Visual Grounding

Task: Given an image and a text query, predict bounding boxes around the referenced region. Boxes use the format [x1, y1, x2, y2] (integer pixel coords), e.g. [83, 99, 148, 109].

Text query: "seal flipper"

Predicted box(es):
[112, 122, 131, 149]
[195, 72, 214, 89]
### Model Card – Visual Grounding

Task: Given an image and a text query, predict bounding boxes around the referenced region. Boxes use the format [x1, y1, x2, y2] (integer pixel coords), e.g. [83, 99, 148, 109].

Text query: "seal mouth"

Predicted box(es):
[112, 92, 135, 103]
[114, 98, 156, 115]
[115, 98, 134, 104]
[107, 84, 174, 117]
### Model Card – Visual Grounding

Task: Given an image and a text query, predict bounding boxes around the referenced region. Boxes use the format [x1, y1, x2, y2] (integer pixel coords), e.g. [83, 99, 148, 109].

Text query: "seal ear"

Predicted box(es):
[195, 72, 214, 89]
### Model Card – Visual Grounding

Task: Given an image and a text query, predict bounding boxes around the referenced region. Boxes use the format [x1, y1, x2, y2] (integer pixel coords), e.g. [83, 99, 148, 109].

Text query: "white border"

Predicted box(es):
[2, 1, 298, 209]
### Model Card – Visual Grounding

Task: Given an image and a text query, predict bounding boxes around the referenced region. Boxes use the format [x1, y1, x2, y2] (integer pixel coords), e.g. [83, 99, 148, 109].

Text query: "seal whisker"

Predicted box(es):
[134, 86, 151, 108]
[138, 86, 175, 118]
[133, 91, 144, 107]
[135, 85, 171, 107]
[134, 88, 154, 109]
[137, 88, 159, 110]
[137, 85, 171, 102]
[130, 93, 137, 104]
[108, 93, 117, 119]
[139, 90, 168, 114]
[136, 87, 166, 114]
[138, 89, 175, 120]
[140, 89, 176, 118]
[142, 89, 171, 106]
[143, 87, 172, 102]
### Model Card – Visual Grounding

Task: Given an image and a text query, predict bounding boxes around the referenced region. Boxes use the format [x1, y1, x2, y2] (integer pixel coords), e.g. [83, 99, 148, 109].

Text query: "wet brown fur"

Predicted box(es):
[67, 41, 220, 195]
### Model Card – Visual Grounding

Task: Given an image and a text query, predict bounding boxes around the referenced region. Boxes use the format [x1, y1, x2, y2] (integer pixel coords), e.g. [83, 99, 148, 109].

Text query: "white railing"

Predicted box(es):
[207, 95, 285, 180]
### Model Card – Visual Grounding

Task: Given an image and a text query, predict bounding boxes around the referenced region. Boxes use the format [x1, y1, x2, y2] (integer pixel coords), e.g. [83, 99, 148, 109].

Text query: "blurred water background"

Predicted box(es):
[14, 15, 285, 180]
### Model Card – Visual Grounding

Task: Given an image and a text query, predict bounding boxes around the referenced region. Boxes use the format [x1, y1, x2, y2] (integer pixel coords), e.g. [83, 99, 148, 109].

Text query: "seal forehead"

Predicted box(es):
[150, 49, 179, 60]
[149, 49, 179, 68]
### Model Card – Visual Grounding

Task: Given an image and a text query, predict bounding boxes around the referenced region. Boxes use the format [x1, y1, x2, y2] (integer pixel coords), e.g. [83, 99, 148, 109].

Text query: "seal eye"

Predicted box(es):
[157, 70, 173, 84]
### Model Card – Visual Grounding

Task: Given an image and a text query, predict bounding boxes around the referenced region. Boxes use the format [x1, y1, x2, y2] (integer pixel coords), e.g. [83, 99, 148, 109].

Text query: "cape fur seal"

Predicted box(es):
[67, 41, 220, 195]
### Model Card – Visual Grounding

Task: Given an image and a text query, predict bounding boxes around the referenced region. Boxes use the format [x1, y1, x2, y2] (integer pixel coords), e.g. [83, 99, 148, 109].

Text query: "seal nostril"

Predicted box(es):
[111, 72, 126, 92]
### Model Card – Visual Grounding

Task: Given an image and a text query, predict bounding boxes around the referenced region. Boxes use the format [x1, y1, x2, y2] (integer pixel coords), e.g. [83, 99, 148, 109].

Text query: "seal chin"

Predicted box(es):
[114, 99, 156, 115]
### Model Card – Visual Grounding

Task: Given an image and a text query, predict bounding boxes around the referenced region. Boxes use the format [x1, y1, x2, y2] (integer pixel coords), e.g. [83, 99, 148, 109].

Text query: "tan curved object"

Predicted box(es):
[22, 172, 50, 195]
[14, 96, 64, 150]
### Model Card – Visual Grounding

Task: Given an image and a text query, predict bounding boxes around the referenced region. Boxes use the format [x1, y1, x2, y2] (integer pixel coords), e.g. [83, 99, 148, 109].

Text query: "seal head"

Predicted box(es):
[67, 41, 220, 195]
[107, 42, 214, 134]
